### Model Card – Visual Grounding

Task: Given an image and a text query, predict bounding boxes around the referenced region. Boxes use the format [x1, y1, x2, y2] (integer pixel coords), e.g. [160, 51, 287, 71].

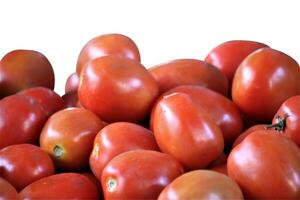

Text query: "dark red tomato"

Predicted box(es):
[209, 152, 228, 168]
[210, 164, 228, 175]
[164, 85, 243, 145]
[18, 87, 65, 117]
[151, 92, 224, 170]
[0, 144, 54, 191]
[65, 73, 79, 94]
[158, 170, 243, 200]
[62, 92, 80, 108]
[205, 40, 268, 85]
[40, 108, 105, 171]
[149, 59, 228, 96]
[19, 173, 100, 199]
[228, 130, 300, 199]
[0, 177, 19, 200]
[232, 124, 266, 147]
[78, 55, 159, 123]
[0, 95, 47, 149]
[76, 33, 140, 74]
[0, 50, 54, 98]
[232, 48, 300, 122]
[101, 150, 184, 200]
[271, 95, 300, 147]
[81, 172, 103, 199]
[90, 122, 159, 180]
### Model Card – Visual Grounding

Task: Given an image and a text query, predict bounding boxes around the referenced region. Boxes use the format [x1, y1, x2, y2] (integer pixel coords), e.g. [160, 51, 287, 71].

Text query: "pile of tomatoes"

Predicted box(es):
[0, 34, 299, 200]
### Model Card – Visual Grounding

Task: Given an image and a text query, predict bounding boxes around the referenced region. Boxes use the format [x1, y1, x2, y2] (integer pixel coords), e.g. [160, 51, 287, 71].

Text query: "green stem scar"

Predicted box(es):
[53, 145, 64, 158]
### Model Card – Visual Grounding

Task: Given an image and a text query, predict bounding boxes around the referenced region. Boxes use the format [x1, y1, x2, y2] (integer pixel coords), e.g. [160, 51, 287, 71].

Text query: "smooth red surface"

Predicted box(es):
[0, 177, 19, 200]
[232, 124, 266, 147]
[65, 73, 79, 94]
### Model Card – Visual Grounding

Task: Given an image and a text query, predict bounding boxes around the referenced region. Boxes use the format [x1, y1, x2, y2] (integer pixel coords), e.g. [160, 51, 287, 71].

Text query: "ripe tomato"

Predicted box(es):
[62, 92, 80, 108]
[78, 55, 159, 123]
[90, 122, 159, 180]
[76, 33, 140, 74]
[232, 124, 266, 147]
[158, 170, 243, 200]
[228, 130, 300, 199]
[0, 95, 47, 149]
[232, 48, 300, 122]
[0, 177, 19, 199]
[65, 73, 79, 94]
[40, 108, 105, 171]
[101, 150, 184, 200]
[151, 92, 224, 170]
[19, 173, 100, 199]
[210, 164, 228, 175]
[0, 144, 54, 191]
[209, 152, 228, 168]
[149, 59, 228, 96]
[0, 50, 54, 98]
[205, 40, 268, 85]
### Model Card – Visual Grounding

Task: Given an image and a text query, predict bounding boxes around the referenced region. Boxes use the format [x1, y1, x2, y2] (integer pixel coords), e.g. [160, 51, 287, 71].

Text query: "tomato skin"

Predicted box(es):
[205, 40, 268, 85]
[158, 170, 243, 200]
[40, 108, 105, 171]
[232, 48, 300, 122]
[210, 164, 228, 175]
[0, 50, 54, 98]
[19, 173, 100, 199]
[228, 130, 300, 199]
[65, 73, 79, 94]
[0, 177, 19, 200]
[151, 92, 224, 170]
[232, 124, 266, 147]
[90, 122, 159, 180]
[149, 59, 228, 96]
[76, 33, 140, 74]
[0, 95, 47, 149]
[101, 150, 184, 200]
[78, 55, 159, 123]
[0, 144, 54, 191]
[62, 92, 80, 108]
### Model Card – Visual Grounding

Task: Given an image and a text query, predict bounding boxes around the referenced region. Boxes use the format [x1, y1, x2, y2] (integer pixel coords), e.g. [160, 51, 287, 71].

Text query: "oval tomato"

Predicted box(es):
[232, 124, 266, 147]
[0, 177, 19, 199]
[65, 73, 79, 94]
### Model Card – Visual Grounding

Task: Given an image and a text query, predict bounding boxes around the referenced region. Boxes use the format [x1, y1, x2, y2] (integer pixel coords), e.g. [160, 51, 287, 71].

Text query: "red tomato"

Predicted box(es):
[205, 40, 268, 85]
[81, 172, 103, 199]
[151, 92, 224, 170]
[62, 92, 80, 108]
[65, 73, 79, 94]
[78, 55, 159, 123]
[40, 108, 105, 170]
[76, 33, 140, 74]
[210, 164, 228, 175]
[0, 144, 54, 191]
[101, 150, 184, 200]
[158, 170, 243, 200]
[228, 130, 300, 199]
[209, 152, 228, 168]
[232, 124, 266, 147]
[149, 59, 228, 96]
[0, 177, 19, 200]
[90, 122, 159, 180]
[0, 50, 54, 98]
[19, 173, 100, 199]
[232, 48, 300, 122]
[0, 95, 47, 149]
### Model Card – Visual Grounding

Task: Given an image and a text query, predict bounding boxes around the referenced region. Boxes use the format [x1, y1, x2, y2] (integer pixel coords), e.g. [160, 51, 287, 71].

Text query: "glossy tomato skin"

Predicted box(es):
[151, 92, 224, 170]
[232, 48, 300, 122]
[0, 95, 47, 149]
[232, 124, 266, 147]
[90, 122, 159, 180]
[19, 173, 100, 199]
[65, 73, 79, 94]
[205, 40, 268, 85]
[101, 150, 184, 200]
[0, 144, 55, 191]
[0, 177, 19, 200]
[158, 170, 243, 200]
[164, 85, 243, 146]
[78, 55, 159, 123]
[228, 130, 300, 199]
[149, 59, 228, 96]
[0, 50, 54, 98]
[40, 108, 105, 171]
[76, 33, 140, 74]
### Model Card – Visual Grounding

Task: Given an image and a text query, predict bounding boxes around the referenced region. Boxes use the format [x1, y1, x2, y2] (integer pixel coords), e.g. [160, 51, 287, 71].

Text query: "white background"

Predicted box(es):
[0, 0, 299, 95]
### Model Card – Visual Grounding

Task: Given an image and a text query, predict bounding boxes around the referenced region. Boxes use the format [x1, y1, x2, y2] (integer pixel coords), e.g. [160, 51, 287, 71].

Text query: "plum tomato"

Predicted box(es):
[232, 124, 266, 147]
[62, 92, 80, 108]
[0, 177, 19, 199]
[65, 72, 79, 94]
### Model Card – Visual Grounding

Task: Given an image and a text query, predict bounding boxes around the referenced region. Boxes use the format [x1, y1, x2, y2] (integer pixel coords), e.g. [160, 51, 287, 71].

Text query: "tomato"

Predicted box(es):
[90, 122, 159, 180]
[232, 124, 266, 147]
[158, 170, 243, 200]
[210, 164, 228, 175]
[78, 55, 159, 123]
[164, 85, 243, 146]
[62, 92, 80, 108]
[76, 33, 140, 74]
[0, 50, 54, 98]
[209, 152, 228, 168]
[0, 177, 19, 200]
[0, 95, 47, 149]
[149, 59, 228, 96]
[151, 92, 224, 170]
[232, 48, 300, 122]
[40, 108, 105, 170]
[101, 150, 183, 200]
[0, 144, 54, 191]
[19, 173, 100, 199]
[65, 73, 79, 94]
[228, 130, 300, 199]
[81, 172, 103, 199]
[205, 40, 268, 85]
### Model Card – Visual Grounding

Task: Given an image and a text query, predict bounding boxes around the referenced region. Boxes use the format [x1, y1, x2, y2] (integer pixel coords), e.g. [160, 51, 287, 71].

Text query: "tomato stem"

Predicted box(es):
[266, 114, 288, 132]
